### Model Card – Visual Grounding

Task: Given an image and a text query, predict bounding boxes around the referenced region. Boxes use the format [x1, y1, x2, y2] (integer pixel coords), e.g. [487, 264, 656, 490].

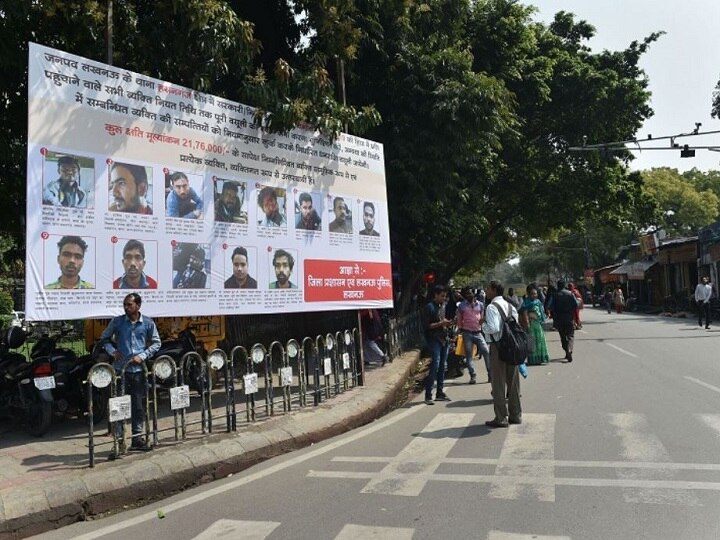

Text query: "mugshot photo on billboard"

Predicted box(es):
[112, 237, 159, 289]
[108, 160, 154, 215]
[268, 248, 299, 290]
[43, 234, 96, 290]
[165, 170, 204, 220]
[294, 190, 323, 232]
[256, 185, 287, 228]
[224, 245, 258, 289]
[328, 194, 352, 234]
[213, 177, 248, 224]
[42, 150, 95, 209]
[172, 242, 210, 289]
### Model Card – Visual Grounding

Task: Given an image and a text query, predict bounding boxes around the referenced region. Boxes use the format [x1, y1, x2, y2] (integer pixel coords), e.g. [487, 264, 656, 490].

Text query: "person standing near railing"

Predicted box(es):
[695, 276, 713, 329]
[100, 293, 161, 459]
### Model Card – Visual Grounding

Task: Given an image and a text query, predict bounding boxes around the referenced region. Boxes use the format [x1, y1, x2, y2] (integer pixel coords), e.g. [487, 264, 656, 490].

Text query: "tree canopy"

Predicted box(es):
[641, 168, 719, 236]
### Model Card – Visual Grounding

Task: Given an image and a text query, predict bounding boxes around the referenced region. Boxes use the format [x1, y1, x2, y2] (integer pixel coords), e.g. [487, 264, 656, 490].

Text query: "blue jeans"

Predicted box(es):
[425, 339, 448, 399]
[462, 331, 490, 378]
[116, 371, 147, 443]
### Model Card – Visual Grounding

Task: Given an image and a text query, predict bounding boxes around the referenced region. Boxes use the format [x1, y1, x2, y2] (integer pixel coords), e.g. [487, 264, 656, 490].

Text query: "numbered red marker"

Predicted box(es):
[106, 158, 113, 165]
[163, 167, 169, 175]
[110, 236, 118, 243]
[267, 246, 272, 252]
[40, 148, 47, 156]
[171, 240, 177, 248]
[41, 231, 49, 240]
[222, 243, 228, 250]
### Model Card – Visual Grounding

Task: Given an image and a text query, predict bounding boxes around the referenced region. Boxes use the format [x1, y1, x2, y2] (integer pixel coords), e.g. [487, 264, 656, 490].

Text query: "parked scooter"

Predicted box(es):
[0, 327, 54, 436]
[30, 332, 109, 421]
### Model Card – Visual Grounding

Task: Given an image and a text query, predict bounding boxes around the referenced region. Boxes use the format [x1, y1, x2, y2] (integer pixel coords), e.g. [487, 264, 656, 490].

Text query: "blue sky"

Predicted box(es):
[528, 0, 720, 172]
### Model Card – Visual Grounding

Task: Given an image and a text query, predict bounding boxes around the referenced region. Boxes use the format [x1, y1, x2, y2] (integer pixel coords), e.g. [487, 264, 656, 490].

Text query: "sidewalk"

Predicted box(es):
[0, 351, 422, 540]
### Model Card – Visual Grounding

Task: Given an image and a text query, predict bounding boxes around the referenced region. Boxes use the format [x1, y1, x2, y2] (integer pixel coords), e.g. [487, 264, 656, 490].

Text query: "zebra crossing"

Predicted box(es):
[191, 520, 570, 539]
[307, 411, 720, 503]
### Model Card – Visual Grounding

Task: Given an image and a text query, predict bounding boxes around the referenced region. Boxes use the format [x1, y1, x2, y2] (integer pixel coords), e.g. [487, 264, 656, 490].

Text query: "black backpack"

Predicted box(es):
[492, 301, 529, 365]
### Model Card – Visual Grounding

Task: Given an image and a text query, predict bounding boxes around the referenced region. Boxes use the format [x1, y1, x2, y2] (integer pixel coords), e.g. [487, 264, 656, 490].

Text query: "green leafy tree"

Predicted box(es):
[347, 1, 659, 312]
[641, 167, 719, 235]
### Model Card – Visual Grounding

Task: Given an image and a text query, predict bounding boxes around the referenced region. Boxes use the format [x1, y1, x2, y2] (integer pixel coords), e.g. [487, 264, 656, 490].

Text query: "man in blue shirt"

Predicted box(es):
[100, 293, 161, 458]
[166, 172, 203, 218]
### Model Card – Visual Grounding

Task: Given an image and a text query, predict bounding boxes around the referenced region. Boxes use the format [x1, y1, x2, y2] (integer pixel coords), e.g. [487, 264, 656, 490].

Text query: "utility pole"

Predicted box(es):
[107, 0, 113, 65]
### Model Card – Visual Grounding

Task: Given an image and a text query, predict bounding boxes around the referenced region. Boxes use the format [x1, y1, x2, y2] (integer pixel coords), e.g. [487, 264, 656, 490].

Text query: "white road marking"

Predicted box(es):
[697, 414, 720, 438]
[69, 404, 423, 540]
[308, 469, 720, 491]
[609, 412, 699, 506]
[488, 413, 556, 501]
[333, 456, 720, 471]
[360, 413, 474, 496]
[489, 532, 571, 540]
[685, 376, 720, 394]
[606, 343, 638, 358]
[335, 524, 414, 540]
[191, 519, 279, 540]
[331, 458, 720, 471]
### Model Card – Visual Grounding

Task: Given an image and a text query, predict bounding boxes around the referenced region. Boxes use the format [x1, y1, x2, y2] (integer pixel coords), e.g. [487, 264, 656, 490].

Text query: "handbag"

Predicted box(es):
[454, 334, 464, 356]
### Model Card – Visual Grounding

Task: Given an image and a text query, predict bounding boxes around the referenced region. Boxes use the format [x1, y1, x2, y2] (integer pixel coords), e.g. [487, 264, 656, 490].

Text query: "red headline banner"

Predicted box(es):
[304, 260, 393, 302]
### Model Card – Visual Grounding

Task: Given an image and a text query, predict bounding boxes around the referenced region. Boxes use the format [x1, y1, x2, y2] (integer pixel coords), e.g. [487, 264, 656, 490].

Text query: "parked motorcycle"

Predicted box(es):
[30, 332, 109, 422]
[0, 327, 54, 436]
[149, 326, 215, 391]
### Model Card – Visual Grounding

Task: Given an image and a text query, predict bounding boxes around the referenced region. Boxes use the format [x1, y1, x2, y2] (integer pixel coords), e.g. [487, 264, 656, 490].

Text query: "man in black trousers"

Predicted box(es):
[553, 280, 578, 362]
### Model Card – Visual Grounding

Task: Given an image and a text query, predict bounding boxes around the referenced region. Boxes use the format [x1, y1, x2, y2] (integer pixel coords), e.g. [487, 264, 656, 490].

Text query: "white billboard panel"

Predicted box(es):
[26, 43, 392, 320]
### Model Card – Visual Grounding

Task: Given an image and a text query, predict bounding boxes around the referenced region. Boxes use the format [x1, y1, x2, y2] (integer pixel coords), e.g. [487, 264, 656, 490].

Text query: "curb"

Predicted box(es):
[0, 349, 421, 540]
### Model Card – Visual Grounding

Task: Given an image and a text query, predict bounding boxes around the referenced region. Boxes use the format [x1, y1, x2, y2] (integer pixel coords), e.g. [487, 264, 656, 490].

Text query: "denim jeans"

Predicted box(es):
[116, 371, 147, 443]
[425, 339, 448, 399]
[462, 331, 491, 377]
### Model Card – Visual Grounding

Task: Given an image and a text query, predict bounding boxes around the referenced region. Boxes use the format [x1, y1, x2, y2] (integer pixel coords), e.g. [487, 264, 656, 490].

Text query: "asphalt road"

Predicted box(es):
[32, 307, 720, 540]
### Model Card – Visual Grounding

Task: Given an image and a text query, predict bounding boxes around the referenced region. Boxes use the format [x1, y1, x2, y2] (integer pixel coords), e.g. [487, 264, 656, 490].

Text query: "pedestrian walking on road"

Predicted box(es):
[604, 287, 613, 314]
[695, 276, 713, 329]
[553, 280, 578, 363]
[613, 285, 625, 314]
[519, 284, 550, 365]
[482, 280, 521, 428]
[456, 286, 491, 384]
[568, 282, 583, 329]
[422, 284, 454, 404]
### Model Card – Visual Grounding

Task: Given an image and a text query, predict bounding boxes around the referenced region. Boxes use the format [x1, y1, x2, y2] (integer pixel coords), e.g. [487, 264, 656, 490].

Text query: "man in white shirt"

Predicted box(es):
[482, 280, 522, 428]
[694, 276, 713, 329]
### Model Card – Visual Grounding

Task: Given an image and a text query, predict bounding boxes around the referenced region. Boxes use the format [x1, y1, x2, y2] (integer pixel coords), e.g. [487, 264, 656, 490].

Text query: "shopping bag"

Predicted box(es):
[454, 334, 464, 356]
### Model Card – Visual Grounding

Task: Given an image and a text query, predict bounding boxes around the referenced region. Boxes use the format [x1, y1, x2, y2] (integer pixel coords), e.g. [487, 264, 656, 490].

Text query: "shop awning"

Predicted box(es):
[610, 260, 657, 280]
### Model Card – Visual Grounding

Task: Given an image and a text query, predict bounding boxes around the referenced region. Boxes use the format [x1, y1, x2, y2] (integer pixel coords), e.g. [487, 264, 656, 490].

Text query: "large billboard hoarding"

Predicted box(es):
[26, 43, 392, 320]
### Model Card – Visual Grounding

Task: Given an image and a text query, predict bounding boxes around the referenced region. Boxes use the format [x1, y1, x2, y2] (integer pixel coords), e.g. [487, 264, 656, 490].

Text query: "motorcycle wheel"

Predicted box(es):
[25, 393, 52, 437]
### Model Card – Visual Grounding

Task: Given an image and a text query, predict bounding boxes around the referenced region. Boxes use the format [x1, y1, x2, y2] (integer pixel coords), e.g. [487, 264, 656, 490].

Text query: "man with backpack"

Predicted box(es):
[482, 280, 522, 427]
[422, 284, 454, 405]
[553, 280, 579, 362]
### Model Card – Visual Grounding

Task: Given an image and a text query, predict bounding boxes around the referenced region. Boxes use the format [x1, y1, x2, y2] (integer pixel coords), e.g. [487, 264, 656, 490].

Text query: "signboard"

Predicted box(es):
[25, 43, 393, 321]
[170, 385, 191, 410]
[639, 233, 659, 256]
[280, 366, 293, 387]
[108, 395, 132, 422]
